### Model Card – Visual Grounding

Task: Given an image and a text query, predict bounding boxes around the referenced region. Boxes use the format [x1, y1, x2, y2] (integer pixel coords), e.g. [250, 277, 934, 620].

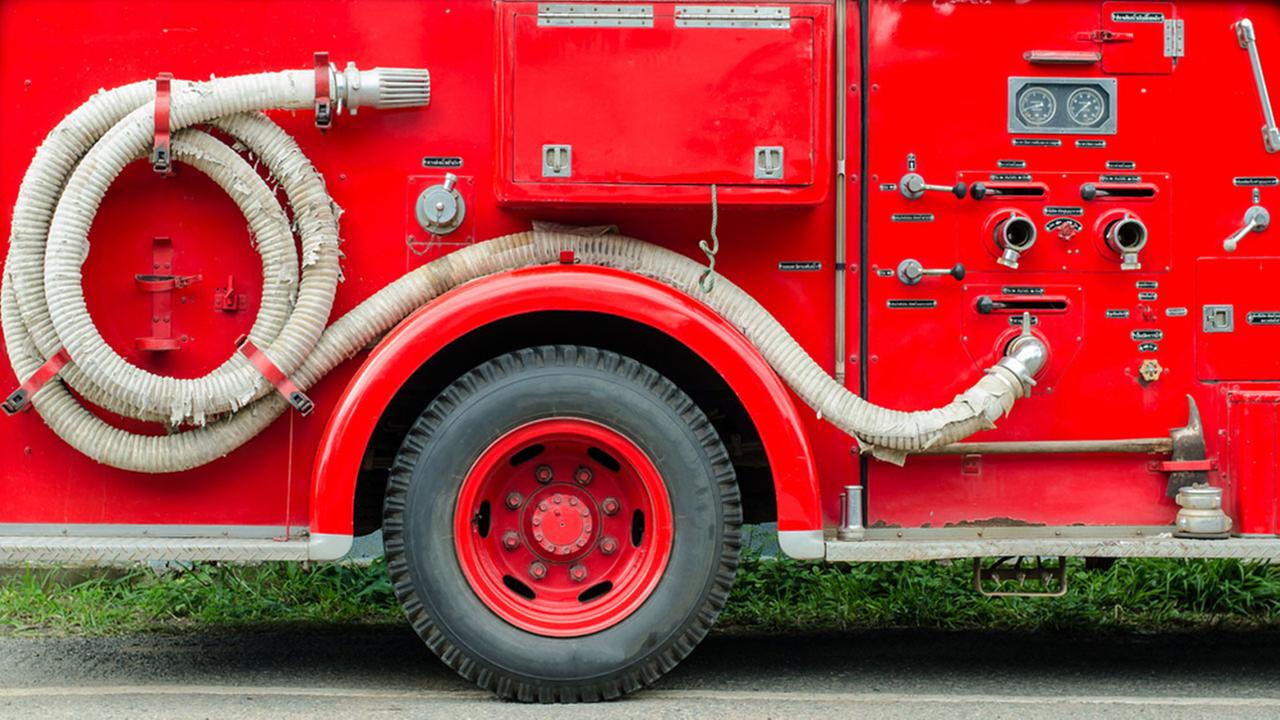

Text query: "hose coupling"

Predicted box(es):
[333, 62, 431, 114]
[996, 314, 1047, 395]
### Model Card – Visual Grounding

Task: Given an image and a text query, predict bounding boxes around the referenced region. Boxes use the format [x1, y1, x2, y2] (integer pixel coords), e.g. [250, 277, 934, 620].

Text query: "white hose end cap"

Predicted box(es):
[340, 62, 430, 112]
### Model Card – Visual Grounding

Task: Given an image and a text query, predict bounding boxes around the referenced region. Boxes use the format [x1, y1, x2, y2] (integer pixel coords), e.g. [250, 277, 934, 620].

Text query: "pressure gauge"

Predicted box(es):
[1017, 87, 1056, 126]
[1067, 87, 1106, 127]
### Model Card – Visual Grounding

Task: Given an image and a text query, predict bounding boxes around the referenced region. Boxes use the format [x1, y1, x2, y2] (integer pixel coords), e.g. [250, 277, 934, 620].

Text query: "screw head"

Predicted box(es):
[529, 561, 547, 580]
[568, 564, 588, 582]
[535, 464, 554, 484]
[574, 466, 593, 485]
[600, 537, 618, 555]
[504, 491, 524, 510]
[602, 497, 620, 515]
[502, 531, 520, 550]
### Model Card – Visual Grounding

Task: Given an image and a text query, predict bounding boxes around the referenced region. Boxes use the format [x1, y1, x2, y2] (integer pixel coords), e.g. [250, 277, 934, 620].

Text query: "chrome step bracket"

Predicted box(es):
[1237, 19, 1280, 153]
[973, 555, 1068, 598]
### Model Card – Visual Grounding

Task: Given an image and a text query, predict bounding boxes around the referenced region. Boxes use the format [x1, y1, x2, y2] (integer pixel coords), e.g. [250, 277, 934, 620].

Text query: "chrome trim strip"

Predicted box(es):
[0, 523, 307, 539]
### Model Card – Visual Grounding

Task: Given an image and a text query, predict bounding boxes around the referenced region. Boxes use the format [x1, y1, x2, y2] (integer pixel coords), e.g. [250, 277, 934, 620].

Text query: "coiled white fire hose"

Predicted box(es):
[3, 67, 1043, 473]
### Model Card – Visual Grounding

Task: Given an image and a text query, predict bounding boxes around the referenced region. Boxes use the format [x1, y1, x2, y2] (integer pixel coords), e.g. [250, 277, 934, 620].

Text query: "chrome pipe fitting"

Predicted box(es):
[1103, 214, 1148, 270]
[994, 214, 1037, 269]
[838, 485, 865, 541]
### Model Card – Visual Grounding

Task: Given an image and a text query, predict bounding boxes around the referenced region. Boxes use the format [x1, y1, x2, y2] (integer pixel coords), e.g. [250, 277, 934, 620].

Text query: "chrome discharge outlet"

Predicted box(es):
[996, 313, 1048, 394]
[838, 484, 865, 541]
[994, 213, 1037, 269]
[334, 62, 431, 113]
[1103, 213, 1148, 270]
[1174, 484, 1232, 539]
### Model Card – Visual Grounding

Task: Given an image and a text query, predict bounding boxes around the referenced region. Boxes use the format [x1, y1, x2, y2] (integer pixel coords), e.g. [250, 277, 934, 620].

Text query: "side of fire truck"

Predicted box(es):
[3, 0, 1279, 702]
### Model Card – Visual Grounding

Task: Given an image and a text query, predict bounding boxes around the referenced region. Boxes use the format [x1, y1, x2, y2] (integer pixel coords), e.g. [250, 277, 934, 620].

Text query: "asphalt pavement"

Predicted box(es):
[2, 623, 1279, 719]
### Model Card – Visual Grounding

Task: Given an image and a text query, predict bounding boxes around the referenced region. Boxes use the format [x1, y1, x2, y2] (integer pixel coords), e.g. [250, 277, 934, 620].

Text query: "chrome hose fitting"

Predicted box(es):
[994, 213, 1037, 269]
[1103, 213, 1148, 270]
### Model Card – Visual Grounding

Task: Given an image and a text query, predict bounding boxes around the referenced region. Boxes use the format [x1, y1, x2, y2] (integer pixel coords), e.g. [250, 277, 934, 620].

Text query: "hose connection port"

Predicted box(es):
[989, 211, 1037, 269]
[1100, 211, 1148, 271]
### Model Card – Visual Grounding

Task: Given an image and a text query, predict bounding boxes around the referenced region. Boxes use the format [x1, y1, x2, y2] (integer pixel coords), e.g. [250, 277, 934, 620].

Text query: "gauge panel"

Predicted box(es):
[1008, 77, 1117, 135]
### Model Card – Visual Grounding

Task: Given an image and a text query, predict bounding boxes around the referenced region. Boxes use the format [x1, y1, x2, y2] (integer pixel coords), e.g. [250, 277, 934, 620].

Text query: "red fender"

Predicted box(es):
[309, 265, 822, 558]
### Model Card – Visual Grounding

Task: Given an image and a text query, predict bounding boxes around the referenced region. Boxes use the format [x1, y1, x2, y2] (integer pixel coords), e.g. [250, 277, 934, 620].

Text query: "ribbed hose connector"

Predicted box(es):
[337, 63, 430, 111]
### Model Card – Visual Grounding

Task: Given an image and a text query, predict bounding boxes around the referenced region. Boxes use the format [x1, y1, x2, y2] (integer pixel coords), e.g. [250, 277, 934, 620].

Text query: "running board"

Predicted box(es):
[0, 535, 311, 566]
[826, 535, 1280, 562]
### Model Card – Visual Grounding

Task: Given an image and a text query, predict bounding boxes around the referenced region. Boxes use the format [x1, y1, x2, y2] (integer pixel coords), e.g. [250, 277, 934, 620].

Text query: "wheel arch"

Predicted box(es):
[308, 265, 822, 560]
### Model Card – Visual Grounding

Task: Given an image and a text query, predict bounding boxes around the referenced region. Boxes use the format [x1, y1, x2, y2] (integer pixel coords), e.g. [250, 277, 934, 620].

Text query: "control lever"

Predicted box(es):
[1224, 206, 1271, 252]
[896, 258, 966, 285]
[1237, 19, 1280, 153]
[900, 173, 967, 200]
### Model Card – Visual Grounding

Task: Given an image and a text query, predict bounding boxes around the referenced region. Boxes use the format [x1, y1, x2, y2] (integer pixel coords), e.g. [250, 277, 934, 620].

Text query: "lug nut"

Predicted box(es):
[568, 564, 588, 582]
[602, 497, 620, 515]
[535, 464, 554, 484]
[502, 531, 520, 550]
[504, 491, 524, 510]
[600, 537, 618, 555]
[529, 561, 548, 580]
[574, 466, 593, 485]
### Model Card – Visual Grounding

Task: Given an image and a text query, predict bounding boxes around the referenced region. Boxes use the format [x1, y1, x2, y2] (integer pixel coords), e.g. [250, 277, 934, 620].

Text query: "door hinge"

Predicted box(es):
[537, 4, 654, 28]
[1164, 18, 1186, 58]
[675, 5, 791, 29]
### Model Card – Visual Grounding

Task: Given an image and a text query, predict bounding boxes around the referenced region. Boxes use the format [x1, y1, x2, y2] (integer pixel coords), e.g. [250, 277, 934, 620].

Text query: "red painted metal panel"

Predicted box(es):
[1226, 390, 1280, 536]
[310, 266, 822, 536]
[1101, 2, 1178, 76]
[1197, 258, 1280, 381]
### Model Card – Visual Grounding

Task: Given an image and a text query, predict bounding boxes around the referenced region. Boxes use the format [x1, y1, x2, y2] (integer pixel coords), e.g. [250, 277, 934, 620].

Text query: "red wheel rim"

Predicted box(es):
[454, 418, 674, 637]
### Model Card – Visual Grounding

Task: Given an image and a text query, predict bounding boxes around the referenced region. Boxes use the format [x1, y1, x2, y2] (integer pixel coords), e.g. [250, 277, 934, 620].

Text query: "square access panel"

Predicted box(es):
[496, 2, 832, 205]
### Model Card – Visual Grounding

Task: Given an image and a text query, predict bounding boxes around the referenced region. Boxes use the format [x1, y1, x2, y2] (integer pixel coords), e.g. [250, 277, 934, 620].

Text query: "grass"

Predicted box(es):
[2, 556, 1279, 637]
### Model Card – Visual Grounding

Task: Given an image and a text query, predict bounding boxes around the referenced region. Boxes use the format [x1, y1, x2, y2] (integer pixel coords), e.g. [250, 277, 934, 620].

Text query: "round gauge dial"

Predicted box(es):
[1018, 87, 1057, 126]
[1067, 87, 1106, 126]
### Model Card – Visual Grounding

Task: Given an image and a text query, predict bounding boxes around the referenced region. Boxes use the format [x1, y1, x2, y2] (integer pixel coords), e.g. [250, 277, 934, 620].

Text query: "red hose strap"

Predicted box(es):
[151, 72, 173, 175]
[238, 338, 314, 416]
[3, 349, 71, 415]
[314, 51, 332, 129]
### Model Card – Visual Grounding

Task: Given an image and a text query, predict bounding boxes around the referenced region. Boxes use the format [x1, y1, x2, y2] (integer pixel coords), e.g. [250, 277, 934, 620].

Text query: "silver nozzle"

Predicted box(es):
[335, 62, 431, 114]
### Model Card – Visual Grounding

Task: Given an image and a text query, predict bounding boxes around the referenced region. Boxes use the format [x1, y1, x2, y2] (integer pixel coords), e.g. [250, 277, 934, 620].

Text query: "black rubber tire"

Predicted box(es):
[383, 345, 741, 702]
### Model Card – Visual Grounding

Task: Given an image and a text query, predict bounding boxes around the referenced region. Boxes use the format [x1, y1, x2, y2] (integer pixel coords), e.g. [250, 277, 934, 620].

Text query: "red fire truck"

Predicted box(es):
[2, 0, 1278, 702]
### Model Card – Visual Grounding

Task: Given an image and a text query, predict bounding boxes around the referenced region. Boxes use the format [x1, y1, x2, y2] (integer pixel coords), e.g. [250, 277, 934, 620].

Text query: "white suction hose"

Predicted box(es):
[3, 68, 1041, 473]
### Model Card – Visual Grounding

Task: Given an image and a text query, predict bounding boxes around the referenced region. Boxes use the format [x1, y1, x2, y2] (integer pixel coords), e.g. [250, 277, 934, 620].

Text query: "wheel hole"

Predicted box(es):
[587, 446, 621, 472]
[502, 575, 536, 600]
[630, 509, 645, 547]
[476, 500, 491, 538]
[509, 444, 544, 466]
[578, 581, 613, 603]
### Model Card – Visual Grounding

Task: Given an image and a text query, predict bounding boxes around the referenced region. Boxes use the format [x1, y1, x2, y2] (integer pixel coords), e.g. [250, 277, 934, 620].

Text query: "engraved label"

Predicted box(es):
[991, 173, 1033, 182]
[1166, 307, 1188, 317]
[1247, 311, 1280, 326]
[1112, 11, 1165, 22]
[1105, 309, 1130, 319]
[1076, 139, 1107, 149]
[1136, 281, 1159, 290]
[880, 183, 898, 192]
[997, 159, 1027, 169]
[1138, 343, 1159, 353]
[1131, 329, 1164, 341]
[1009, 315, 1040, 327]
[1002, 286, 1045, 296]
[891, 213, 934, 223]
[1233, 177, 1280, 187]
[1013, 138, 1062, 147]
[887, 299, 938, 309]
[422, 156, 464, 168]
[778, 261, 822, 272]
[1101, 174, 1142, 183]
[1138, 292, 1158, 302]
[1045, 206, 1085, 217]
[1106, 161, 1137, 170]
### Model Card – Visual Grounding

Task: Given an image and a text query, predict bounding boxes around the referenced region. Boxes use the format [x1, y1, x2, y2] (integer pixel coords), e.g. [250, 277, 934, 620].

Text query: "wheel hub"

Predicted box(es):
[526, 486, 596, 560]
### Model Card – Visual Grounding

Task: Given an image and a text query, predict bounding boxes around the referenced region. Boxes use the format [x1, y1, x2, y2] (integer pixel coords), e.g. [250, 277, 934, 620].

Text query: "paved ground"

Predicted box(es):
[2, 624, 1279, 719]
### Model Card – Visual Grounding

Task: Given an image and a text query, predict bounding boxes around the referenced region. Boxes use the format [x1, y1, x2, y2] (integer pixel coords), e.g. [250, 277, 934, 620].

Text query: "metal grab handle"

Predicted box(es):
[899, 172, 967, 200]
[1224, 206, 1271, 252]
[896, 258, 966, 285]
[1237, 19, 1280, 153]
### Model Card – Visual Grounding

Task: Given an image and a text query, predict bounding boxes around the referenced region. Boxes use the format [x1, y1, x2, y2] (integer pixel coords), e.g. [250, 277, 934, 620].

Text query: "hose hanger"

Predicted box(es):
[151, 72, 173, 175]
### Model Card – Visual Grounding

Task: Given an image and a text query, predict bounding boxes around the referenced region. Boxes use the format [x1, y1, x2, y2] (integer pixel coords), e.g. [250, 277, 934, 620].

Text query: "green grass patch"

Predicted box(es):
[2, 557, 1279, 636]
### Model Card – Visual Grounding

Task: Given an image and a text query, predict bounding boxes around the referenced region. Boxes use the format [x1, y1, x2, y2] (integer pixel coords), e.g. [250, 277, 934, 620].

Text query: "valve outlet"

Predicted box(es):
[1098, 211, 1148, 270]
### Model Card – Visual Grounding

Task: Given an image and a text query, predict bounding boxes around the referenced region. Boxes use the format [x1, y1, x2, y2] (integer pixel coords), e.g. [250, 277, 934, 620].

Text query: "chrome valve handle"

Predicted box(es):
[1224, 206, 1271, 253]
[896, 259, 966, 285]
[1237, 19, 1280, 153]
[899, 172, 967, 200]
